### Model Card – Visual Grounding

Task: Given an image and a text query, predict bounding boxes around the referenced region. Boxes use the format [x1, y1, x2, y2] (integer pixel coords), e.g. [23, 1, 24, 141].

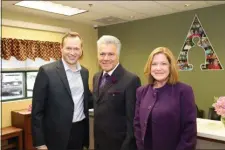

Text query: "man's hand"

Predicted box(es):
[37, 145, 48, 150]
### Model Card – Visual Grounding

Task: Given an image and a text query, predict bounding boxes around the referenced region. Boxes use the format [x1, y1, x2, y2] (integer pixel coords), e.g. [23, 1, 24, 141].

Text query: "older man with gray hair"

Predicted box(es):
[92, 35, 141, 150]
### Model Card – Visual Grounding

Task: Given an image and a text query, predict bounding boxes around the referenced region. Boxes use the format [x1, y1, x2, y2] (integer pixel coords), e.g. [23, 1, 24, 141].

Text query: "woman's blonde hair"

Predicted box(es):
[144, 47, 178, 84]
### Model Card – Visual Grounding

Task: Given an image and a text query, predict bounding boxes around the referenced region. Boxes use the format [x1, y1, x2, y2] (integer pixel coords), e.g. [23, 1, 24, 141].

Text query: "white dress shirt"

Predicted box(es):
[62, 59, 85, 122]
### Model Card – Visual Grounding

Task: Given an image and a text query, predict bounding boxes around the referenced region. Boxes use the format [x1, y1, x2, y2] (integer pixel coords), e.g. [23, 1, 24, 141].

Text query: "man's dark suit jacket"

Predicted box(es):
[93, 64, 141, 150]
[31, 60, 92, 150]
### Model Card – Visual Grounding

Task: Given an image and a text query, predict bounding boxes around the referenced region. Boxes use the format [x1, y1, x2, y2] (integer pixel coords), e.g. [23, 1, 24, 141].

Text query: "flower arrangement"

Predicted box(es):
[212, 96, 225, 126]
[212, 96, 225, 117]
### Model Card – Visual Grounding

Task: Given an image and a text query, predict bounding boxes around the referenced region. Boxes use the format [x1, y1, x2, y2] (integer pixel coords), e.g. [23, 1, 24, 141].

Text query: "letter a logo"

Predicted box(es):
[177, 14, 223, 71]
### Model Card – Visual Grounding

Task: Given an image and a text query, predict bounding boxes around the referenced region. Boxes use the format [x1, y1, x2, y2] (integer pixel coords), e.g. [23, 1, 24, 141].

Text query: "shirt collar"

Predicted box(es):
[62, 58, 81, 72]
[103, 63, 119, 76]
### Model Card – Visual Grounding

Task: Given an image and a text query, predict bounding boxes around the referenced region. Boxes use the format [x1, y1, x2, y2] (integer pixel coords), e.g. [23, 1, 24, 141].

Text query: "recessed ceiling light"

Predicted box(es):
[184, 4, 191, 7]
[15, 1, 88, 16]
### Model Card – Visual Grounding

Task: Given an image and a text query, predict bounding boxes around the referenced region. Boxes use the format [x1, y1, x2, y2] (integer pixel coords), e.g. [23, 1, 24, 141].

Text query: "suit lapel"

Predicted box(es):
[98, 79, 114, 101]
[80, 68, 86, 91]
[96, 64, 125, 104]
[56, 60, 72, 99]
[80, 68, 88, 113]
[94, 72, 101, 102]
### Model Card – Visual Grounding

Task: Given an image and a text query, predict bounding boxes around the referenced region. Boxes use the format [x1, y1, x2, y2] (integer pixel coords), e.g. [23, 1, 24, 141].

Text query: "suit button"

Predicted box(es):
[148, 106, 151, 110]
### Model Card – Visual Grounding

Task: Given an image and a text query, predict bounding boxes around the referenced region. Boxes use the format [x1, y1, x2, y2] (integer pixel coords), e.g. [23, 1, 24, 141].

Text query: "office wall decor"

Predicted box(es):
[26, 71, 38, 97]
[1, 72, 25, 100]
[1, 70, 38, 101]
[177, 14, 223, 71]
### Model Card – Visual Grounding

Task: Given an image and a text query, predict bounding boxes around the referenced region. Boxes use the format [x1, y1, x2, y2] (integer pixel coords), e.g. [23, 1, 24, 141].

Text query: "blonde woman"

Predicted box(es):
[134, 47, 197, 150]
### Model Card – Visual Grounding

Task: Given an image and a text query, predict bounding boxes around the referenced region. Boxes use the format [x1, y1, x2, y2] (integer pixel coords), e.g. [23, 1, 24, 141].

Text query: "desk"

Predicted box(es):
[1, 126, 23, 150]
[197, 118, 225, 149]
[11, 109, 35, 150]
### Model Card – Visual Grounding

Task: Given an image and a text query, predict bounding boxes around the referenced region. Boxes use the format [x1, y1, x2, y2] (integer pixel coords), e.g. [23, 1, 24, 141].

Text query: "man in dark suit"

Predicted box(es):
[93, 35, 141, 150]
[31, 32, 92, 150]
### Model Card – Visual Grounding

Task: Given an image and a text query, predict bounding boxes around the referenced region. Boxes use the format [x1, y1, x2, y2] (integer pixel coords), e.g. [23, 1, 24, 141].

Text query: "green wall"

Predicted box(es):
[98, 4, 225, 117]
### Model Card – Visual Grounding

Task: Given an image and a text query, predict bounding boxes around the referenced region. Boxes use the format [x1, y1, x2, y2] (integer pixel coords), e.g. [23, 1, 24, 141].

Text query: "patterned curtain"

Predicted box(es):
[1, 38, 61, 61]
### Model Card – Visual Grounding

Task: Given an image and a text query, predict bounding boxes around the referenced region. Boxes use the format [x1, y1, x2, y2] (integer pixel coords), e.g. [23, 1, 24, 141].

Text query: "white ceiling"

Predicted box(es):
[2, 1, 225, 27]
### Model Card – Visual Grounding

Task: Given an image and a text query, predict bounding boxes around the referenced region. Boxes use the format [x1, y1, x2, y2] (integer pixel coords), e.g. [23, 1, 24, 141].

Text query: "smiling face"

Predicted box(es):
[150, 53, 170, 83]
[98, 43, 119, 72]
[61, 36, 82, 67]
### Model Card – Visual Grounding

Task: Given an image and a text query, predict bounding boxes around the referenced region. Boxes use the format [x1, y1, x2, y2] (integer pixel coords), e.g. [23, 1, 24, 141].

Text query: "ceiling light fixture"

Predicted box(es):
[15, 1, 88, 16]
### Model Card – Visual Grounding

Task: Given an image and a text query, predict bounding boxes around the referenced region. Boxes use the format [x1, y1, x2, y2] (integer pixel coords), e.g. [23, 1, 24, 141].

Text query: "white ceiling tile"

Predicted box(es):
[205, 1, 225, 5]
[2, 1, 18, 7]
[2, 1, 225, 26]
[108, 1, 175, 15]
[155, 1, 210, 11]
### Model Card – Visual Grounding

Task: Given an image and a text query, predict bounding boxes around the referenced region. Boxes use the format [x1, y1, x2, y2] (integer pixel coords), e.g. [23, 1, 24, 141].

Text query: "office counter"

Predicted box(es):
[197, 118, 225, 142]
[196, 118, 225, 149]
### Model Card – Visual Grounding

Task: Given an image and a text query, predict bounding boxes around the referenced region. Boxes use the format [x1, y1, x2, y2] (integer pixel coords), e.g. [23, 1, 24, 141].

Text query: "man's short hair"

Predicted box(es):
[97, 35, 121, 56]
[61, 32, 83, 47]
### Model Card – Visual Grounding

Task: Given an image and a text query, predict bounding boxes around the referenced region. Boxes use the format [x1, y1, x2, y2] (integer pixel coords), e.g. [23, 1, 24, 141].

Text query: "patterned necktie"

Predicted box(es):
[100, 73, 110, 88]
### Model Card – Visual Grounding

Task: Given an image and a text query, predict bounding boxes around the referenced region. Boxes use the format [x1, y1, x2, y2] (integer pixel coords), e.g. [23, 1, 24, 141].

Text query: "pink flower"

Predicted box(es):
[213, 96, 225, 117]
